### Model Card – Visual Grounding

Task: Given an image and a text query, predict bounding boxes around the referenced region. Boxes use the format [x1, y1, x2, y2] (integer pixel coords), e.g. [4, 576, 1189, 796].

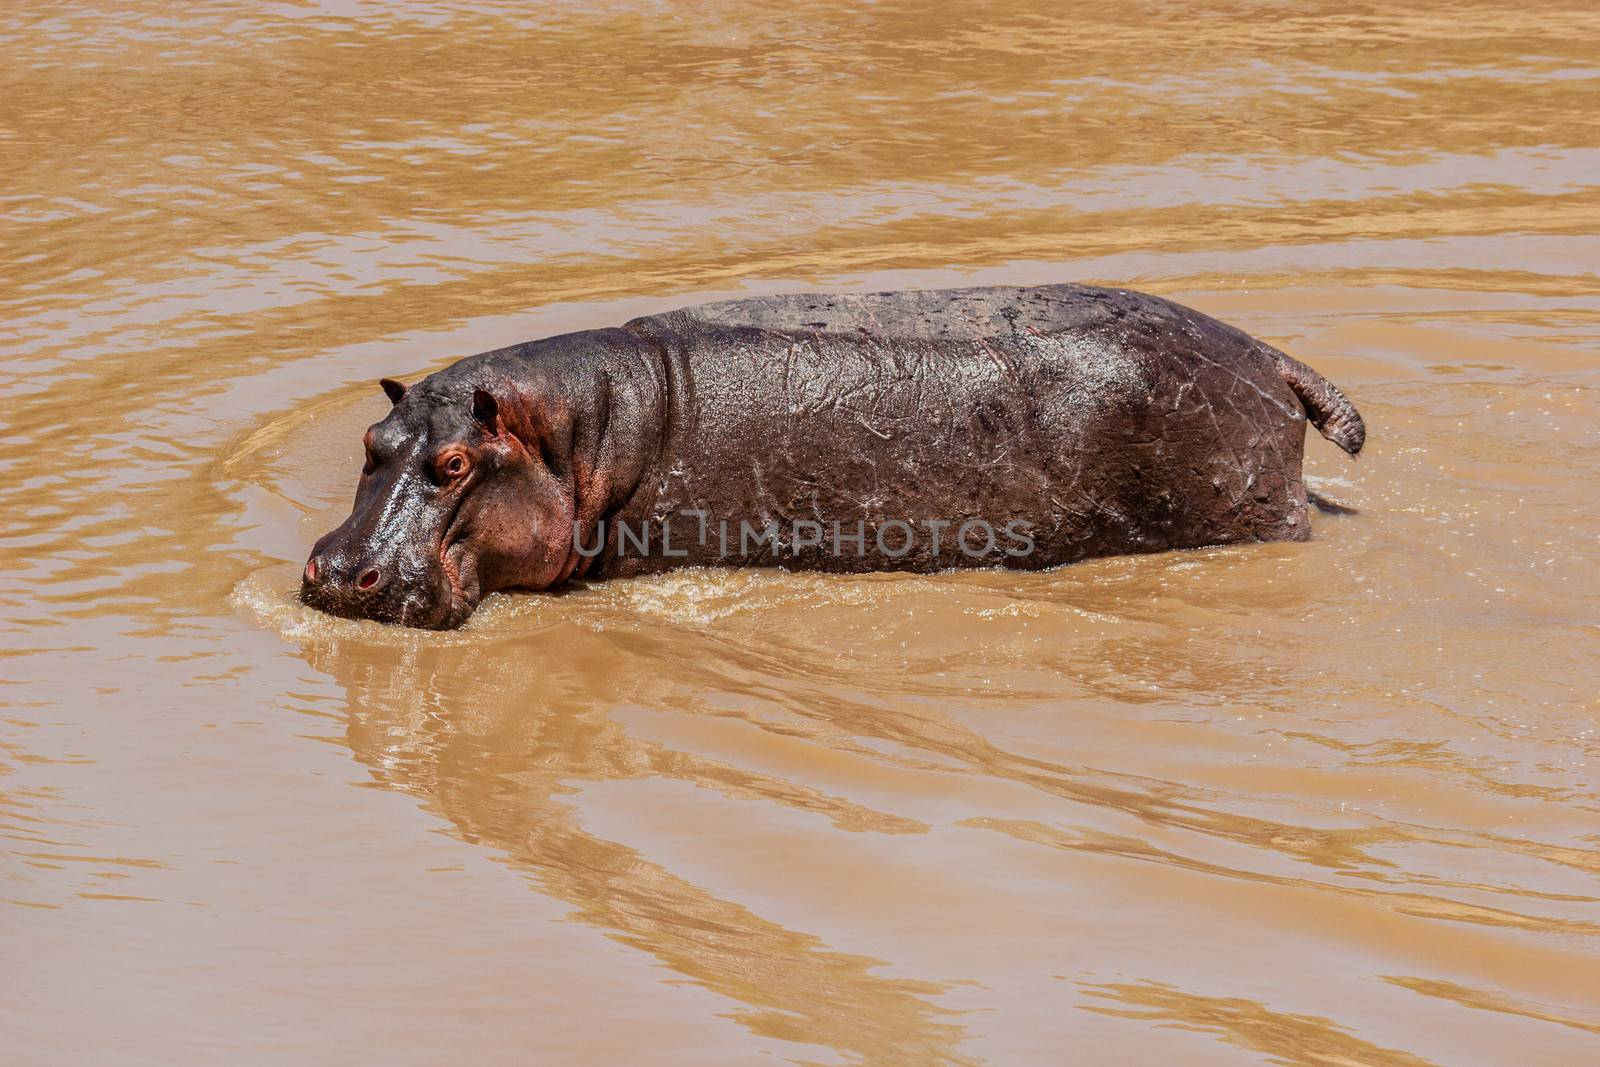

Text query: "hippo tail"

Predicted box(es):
[1272, 350, 1366, 456]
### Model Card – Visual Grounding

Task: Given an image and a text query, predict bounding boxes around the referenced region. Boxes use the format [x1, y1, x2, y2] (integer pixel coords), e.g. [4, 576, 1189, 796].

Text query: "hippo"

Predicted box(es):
[300, 283, 1364, 629]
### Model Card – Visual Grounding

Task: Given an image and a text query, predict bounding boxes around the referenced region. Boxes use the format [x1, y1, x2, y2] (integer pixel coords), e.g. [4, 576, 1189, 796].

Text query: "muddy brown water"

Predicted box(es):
[4, 2, 1599, 1064]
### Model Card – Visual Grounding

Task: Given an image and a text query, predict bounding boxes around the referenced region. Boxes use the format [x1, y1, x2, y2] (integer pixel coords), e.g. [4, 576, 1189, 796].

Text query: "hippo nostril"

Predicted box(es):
[304, 558, 319, 584]
[357, 567, 381, 590]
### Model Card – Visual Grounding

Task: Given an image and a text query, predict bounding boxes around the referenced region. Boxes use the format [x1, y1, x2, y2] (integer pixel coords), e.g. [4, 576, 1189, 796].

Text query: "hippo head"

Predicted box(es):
[300, 375, 575, 629]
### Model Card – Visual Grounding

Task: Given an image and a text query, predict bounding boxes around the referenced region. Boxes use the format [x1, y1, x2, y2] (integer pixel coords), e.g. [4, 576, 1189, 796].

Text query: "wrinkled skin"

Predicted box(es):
[301, 283, 1365, 629]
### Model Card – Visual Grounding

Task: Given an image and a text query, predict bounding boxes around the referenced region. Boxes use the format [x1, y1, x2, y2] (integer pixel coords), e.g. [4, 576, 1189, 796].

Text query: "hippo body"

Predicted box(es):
[301, 283, 1365, 628]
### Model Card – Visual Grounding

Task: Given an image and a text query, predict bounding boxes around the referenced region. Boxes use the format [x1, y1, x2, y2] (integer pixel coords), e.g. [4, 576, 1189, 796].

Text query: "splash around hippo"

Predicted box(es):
[300, 283, 1365, 629]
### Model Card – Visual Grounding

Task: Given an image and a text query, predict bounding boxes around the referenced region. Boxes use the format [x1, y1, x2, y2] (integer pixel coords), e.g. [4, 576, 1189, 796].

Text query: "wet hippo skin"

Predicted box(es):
[300, 283, 1365, 629]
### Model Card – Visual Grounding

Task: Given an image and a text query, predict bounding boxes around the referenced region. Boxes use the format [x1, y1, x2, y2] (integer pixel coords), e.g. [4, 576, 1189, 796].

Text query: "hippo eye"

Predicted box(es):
[445, 455, 468, 477]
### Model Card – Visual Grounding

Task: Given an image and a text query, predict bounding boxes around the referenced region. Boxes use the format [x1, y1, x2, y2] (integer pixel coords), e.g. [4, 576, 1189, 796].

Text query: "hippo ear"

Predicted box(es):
[471, 388, 500, 434]
[379, 378, 407, 406]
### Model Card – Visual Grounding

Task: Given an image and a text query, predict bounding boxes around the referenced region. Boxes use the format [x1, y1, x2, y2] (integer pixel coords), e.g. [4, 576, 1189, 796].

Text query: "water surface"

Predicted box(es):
[3, 2, 1599, 1064]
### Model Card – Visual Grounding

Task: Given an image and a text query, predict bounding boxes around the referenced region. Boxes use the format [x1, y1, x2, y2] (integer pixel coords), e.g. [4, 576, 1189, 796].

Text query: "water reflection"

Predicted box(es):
[294, 617, 974, 1064]
[1081, 980, 1441, 1067]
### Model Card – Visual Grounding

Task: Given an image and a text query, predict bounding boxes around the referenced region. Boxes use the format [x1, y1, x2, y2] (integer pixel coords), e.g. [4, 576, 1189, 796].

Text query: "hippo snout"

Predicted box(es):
[299, 547, 448, 628]
[304, 553, 387, 592]
[301, 548, 382, 611]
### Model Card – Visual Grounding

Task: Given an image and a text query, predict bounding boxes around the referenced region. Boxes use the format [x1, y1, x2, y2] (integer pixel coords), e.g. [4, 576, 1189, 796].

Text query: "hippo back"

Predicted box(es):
[674, 283, 1171, 344]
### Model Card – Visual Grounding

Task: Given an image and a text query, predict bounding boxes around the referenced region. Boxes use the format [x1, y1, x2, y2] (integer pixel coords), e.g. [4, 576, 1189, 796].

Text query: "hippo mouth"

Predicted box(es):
[434, 530, 480, 630]
[299, 573, 463, 631]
